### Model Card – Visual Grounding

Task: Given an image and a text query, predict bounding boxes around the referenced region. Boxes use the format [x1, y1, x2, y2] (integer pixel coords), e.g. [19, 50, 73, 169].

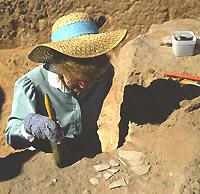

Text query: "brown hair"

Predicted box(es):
[54, 54, 110, 82]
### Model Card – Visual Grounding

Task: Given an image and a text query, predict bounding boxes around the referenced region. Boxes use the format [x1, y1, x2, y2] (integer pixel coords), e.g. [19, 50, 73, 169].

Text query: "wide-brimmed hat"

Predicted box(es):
[28, 12, 127, 63]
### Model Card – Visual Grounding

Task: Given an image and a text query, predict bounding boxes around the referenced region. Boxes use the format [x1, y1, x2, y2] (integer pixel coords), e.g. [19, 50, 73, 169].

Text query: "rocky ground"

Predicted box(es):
[1, 0, 200, 49]
[1, 0, 200, 192]
[0, 18, 199, 194]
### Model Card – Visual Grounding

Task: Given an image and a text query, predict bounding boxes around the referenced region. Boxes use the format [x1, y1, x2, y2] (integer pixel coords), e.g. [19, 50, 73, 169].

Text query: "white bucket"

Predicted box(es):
[172, 31, 196, 57]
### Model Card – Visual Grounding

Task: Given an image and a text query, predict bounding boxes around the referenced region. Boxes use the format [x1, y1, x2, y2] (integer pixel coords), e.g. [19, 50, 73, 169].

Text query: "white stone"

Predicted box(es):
[89, 178, 99, 185]
[131, 164, 150, 175]
[118, 150, 145, 166]
[93, 164, 110, 172]
[52, 179, 57, 183]
[109, 159, 120, 167]
[103, 172, 113, 180]
[109, 178, 127, 189]
[46, 179, 57, 187]
[96, 173, 103, 178]
[108, 168, 119, 174]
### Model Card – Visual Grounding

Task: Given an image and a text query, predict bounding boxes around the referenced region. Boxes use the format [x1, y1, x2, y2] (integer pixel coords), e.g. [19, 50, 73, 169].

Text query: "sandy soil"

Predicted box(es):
[0, 16, 200, 194]
[1, 0, 200, 49]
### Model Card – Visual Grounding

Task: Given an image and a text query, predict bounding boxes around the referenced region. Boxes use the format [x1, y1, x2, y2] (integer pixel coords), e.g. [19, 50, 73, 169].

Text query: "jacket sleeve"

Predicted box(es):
[5, 75, 37, 149]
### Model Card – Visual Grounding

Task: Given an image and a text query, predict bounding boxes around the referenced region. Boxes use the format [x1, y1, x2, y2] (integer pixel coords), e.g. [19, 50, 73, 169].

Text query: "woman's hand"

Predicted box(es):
[24, 113, 64, 144]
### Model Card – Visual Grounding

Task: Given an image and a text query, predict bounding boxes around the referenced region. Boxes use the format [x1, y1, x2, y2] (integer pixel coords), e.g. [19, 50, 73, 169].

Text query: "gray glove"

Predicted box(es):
[24, 113, 64, 144]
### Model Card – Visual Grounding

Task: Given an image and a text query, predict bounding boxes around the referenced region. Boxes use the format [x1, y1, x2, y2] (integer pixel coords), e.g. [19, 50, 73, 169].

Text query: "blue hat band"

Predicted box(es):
[51, 20, 99, 42]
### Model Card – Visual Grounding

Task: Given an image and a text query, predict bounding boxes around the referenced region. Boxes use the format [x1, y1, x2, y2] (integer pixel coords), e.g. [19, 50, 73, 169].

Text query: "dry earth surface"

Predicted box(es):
[0, 1, 200, 193]
[1, 0, 200, 49]
[0, 19, 199, 194]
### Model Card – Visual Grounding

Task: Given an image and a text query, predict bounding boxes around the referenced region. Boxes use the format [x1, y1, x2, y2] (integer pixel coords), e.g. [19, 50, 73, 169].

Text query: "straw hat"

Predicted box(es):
[28, 12, 127, 63]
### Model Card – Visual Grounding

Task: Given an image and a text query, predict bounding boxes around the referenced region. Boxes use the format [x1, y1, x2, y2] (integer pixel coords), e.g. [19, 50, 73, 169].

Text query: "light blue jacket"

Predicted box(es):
[5, 64, 114, 149]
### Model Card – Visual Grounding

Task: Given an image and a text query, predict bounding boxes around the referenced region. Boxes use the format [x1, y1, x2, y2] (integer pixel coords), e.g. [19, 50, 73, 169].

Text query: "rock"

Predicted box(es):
[46, 179, 57, 187]
[93, 164, 110, 172]
[38, 19, 46, 30]
[89, 178, 99, 185]
[185, 100, 200, 112]
[131, 164, 150, 175]
[109, 178, 127, 189]
[108, 168, 119, 174]
[118, 150, 145, 166]
[103, 168, 119, 180]
[160, 35, 172, 46]
[180, 100, 190, 108]
[103, 172, 113, 180]
[109, 159, 120, 167]
[30, 23, 36, 29]
[147, 68, 155, 74]
[83, 189, 92, 194]
[95, 173, 103, 178]
[52, 179, 57, 183]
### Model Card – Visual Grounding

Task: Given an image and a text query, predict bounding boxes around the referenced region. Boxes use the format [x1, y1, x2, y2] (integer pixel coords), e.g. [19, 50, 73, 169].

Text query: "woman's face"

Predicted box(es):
[63, 75, 91, 94]
[56, 54, 110, 93]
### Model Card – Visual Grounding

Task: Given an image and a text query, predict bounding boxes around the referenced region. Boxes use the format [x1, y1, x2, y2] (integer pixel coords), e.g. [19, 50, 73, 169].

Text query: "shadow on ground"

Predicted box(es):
[0, 135, 102, 181]
[0, 86, 5, 117]
[193, 38, 200, 56]
[0, 150, 37, 182]
[118, 79, 200, 147]
[31, 130, 103, 168]
[0, 87, 36, 182]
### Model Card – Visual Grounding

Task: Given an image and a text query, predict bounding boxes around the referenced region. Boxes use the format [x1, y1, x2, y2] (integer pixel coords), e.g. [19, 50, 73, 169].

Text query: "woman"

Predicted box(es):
[5, 12, 126, 160]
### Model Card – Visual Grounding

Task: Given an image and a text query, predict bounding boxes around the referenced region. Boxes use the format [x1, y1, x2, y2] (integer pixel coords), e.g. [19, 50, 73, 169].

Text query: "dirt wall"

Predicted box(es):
[1, 0, 200, 49]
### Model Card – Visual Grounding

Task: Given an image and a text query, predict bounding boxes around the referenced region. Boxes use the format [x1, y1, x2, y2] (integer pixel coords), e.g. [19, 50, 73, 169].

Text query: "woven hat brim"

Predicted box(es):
[28, 30, 127, 63]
